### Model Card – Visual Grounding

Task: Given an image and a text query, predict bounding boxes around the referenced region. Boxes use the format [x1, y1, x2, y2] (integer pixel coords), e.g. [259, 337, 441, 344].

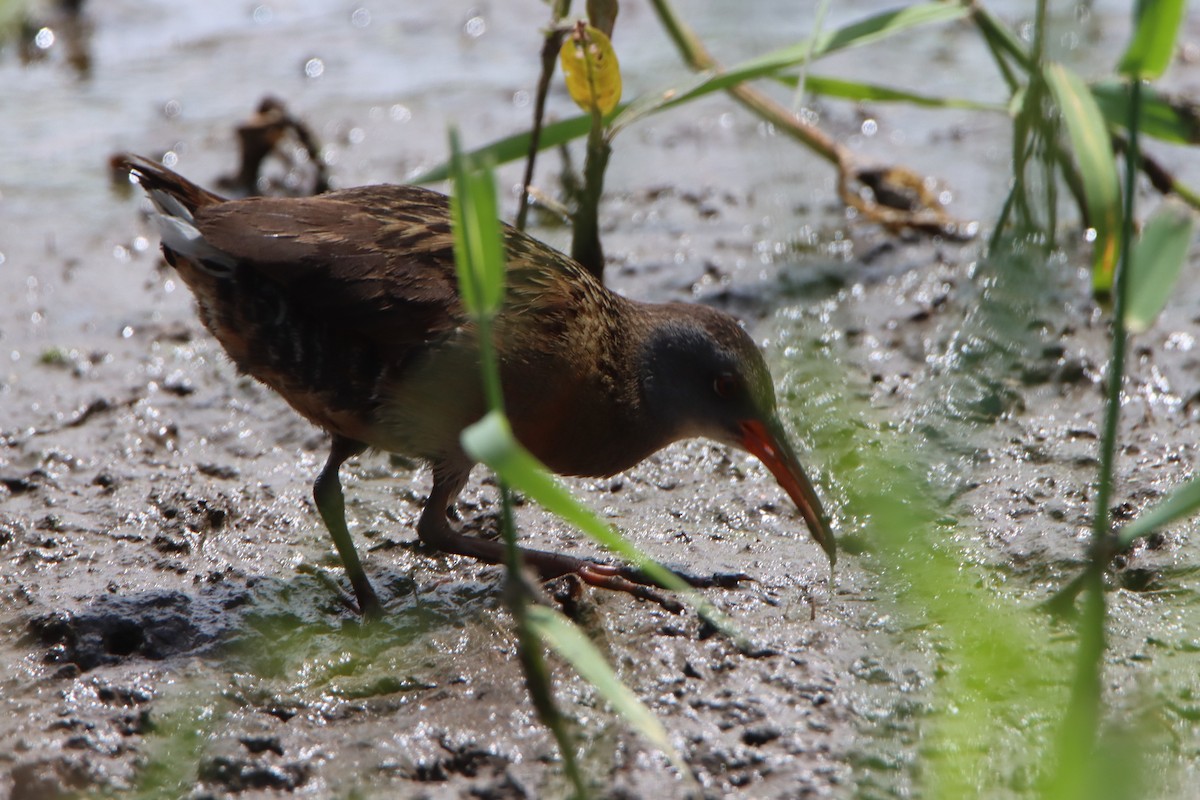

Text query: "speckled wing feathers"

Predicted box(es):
[193, 187, 464, 355]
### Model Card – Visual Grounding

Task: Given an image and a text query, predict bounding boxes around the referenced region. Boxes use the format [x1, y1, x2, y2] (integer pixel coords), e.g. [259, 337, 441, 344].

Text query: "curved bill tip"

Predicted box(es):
[739, 418, 836, 566]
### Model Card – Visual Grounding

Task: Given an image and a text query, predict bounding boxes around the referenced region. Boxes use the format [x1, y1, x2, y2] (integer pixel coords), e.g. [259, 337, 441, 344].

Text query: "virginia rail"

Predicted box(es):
[117, 154, 834, 617]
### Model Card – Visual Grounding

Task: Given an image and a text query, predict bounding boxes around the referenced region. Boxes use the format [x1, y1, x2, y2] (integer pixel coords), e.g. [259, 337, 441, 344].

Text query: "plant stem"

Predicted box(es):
[506, 497, 589, 799]
[646, 0, 840, 166]
[570, 112, 610, 279]
[516, 1, 571, 232]
[474, 314, 505, 416]
[1031, 0, 1047, 71]
[1050, 75, 1142, 798]
[645, 0, 969, 239]
[452, 135, 587, 796]
[969, 4, 1023, 92]
[1032, 0, 1058, 240]
[968, 2, 1034, 74]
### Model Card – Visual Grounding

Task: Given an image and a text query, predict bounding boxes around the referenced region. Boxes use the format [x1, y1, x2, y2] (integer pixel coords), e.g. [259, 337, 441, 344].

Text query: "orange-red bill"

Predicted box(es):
[739, 418, 836, 566]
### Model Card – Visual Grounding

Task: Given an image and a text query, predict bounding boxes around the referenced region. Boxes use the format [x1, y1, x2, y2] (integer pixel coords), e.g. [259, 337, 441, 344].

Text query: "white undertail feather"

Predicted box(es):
[144, 188, 237, 275]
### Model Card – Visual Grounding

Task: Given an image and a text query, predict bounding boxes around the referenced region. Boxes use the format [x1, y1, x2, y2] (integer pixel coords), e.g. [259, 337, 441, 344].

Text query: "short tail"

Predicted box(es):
[114, 154, 235, 274]
[114, 153, 224, 216]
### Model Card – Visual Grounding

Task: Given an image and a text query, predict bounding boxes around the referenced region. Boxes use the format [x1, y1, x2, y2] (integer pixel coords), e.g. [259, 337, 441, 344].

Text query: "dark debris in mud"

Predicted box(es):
[197, 754, 311, 793]
[27, 591, 235, 672]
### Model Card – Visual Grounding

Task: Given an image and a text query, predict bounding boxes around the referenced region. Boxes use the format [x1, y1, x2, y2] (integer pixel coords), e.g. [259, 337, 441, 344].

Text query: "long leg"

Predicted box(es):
[313, 435, 382, 618]
[416, 463, 743, 611]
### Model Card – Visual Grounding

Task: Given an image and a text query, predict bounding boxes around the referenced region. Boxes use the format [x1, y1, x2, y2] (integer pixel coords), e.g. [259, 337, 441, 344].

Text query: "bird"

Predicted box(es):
[115, 153, 835, 617]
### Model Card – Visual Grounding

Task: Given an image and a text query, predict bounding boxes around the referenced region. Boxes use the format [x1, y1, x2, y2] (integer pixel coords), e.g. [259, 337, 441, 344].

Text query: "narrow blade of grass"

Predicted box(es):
[1045, 63, 1123, 294]
[1119, 473, 1200, 548]
[611, 2, 968, 133]
[448, 129, 506, 318]
[811, 2, 970, 59]
[1118, 0, 1186, 80]
[415, 113, 610, 184]
[970, 3, 1033, 80]
[449, 131, 589, 798]
[788, 74, 1000, 111]
[729, 1, 970, 80]
[461, 411, 741, 641]
[425, 5, 971, 182]
[525, 603, 696, 785]
[1090, 80, 1200, 145]
[1124, 199, 1195, 334]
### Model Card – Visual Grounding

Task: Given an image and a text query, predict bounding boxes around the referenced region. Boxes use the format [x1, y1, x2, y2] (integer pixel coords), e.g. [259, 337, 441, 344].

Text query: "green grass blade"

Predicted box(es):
[450, 132, 588, 797]
[525, 604, 696, 784]
[606, 73, 713, 137]
[811, 2, 970, 58]
[1124, 199, 1195, 334]
[1119, 472, 1200, 548]
[789, 74, 1000, 111]
[461, 412, 741, 639]
[611, 2, 968, 133]
[731, 2, 969, 76]
[970, 3, 1033, 81]
[1118, 0, 1186, 80]
[417, 113, 610, 184]
[448, 129, 506, 317]
[428, 5, 970, 179]
[1090, 80, 1200, 145]
[1045, 63, 1123, 294]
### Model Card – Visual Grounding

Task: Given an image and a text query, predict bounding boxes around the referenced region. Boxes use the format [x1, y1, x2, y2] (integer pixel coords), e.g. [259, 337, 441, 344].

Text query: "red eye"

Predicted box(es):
[713, 373, 738, 399]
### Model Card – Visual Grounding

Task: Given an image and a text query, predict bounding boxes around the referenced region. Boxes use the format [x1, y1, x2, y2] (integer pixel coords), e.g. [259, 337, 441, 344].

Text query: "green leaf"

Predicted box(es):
[1118, 0, 1186, 80]
[1091, 80, 1200, 145]
[1124, 200, 1195, 334]
[560, 23, 623, 116]
[525, 604, 696, 783]
[461, 412, 741, 640]
[1045, 63, 1123, 294]
[448, 128, 506, 317]
[1119, 472, 1200, 548]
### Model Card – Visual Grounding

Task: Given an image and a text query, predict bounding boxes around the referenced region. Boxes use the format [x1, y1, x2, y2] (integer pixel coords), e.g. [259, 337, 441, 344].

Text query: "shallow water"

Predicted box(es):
[3, 1, 1200, 797]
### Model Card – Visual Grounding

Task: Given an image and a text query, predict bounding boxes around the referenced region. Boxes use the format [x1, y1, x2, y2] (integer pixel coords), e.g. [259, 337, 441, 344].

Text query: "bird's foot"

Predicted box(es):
[355, 585, 385, 621]
[418, 511, 748, 613]
[611, 565, 752, 590]
[298, 562, 384, 619]
[565, 563, 751, 612]
[338, 589, 384, 620]
[493, 544, 749, 613]
[571, 562, 685, 613]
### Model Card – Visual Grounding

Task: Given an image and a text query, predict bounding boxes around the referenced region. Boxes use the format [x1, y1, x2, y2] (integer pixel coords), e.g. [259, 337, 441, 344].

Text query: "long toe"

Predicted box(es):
[574, 564, 685, 613]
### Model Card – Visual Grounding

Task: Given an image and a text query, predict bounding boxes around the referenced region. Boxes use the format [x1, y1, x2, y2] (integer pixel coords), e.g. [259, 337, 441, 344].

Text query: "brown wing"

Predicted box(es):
[193, 184, 465, 355]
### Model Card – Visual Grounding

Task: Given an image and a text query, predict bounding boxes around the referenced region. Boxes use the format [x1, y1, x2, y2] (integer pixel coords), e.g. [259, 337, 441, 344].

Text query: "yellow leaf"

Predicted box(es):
[559, 22, 622, 116]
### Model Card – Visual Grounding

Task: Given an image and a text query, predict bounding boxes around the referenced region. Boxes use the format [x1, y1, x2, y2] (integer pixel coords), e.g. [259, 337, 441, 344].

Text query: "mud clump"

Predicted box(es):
[27, 592, 217, 672]
[198, 755, 310, 793]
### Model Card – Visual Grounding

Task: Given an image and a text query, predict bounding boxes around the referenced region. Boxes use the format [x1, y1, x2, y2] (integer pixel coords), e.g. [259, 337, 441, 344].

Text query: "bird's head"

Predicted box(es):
[639, 304, 835, 565]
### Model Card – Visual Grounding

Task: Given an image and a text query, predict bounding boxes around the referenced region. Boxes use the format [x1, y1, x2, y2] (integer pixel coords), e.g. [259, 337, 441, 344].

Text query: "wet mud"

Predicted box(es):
[4, 1, 1200, 798]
